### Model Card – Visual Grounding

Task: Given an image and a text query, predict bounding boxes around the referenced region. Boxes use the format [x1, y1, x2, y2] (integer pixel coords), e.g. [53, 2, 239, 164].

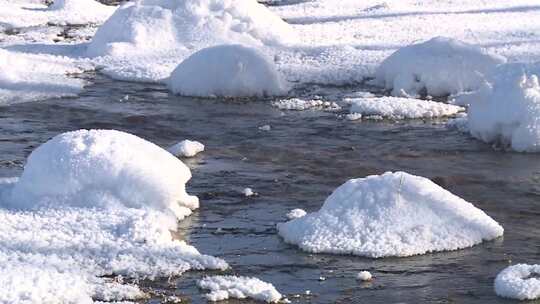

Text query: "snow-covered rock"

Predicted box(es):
[87, 0, 296, 57]
[277, 171, 503, 258]
[468, 64, 540, 152]
[0, 130, 227, 304]
[357, 271, 372, 281]
[168, 44, 288, 98]
[198, 275, 282, 303]
[286, 208, 307, 220]
[347, 96, 464, 120]
[374, 37, 506, 97]
[272, 98, 341, 111]
[10, 129, 198, 219]
[0, 49, 87, 105]
[495, 264, 540, 300]
[168, 139, 205, 158]
[243, 188, 256, 197]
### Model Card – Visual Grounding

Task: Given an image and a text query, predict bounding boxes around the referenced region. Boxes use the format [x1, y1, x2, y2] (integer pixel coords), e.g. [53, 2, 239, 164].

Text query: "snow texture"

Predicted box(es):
[272, 98, 341, 111]
[0, 130, 228, 303]
[374, 37, 506, 97]
[168, 139, 205, 158]
[198, 275, 282, 303]
[467, 64, 540, 152]
[277, 171, 503, 258]
[87, 0, 296, 57]
[286, 208, 307, 220]
[347, 96, 464, 120]
[168, 44, 288, 98]
[495, 264, 540, 300]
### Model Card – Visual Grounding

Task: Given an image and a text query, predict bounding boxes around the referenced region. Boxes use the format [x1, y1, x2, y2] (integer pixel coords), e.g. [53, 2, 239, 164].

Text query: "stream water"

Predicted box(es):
[1, 73, 539, 303]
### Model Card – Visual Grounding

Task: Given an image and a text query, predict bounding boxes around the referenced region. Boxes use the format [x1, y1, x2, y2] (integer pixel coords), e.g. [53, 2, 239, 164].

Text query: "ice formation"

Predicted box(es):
[0, 130, 228, 303]
[243, 188, 256, 197]
[168, 44, 288, 98]
[272, 98, 341, 111]
[468, 64, 540, 152]
[198, 275, 282, 303]
[374, 37, 506, 97]
[495, 264, 540, 300]
[168, 139, 205, 158]
[87, 0, 296, 57]
[277, 172, 503, 258]
[347, 96, 464, 120]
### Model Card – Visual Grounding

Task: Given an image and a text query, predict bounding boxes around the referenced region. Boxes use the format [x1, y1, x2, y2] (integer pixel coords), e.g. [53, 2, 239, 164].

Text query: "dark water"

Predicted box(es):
[1, 73, 540, 303]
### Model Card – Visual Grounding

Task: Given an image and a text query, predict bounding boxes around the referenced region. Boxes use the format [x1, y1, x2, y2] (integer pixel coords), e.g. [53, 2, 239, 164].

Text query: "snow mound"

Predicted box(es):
[168, 139, 205, 158]
[0, 49, 87, 105]
[357, 271, 372, 281]
[347, 96, 464, 120]
[47, 0, 115, 25]
[0, 130, 228, 303]
[277, 171, 503, 258]
[468, 65, 540, 152]
[10, 129, 199, 218]
[168, 44, 287, 98]
[198, 275, 282, 303]
[495, 264, 540, 300]
[87, 0, 296, 57]
[374, 37, 506, 97]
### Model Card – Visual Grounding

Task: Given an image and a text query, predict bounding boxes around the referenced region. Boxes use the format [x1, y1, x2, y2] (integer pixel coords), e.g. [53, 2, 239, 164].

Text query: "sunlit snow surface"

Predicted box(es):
[0, 130, 228, 303]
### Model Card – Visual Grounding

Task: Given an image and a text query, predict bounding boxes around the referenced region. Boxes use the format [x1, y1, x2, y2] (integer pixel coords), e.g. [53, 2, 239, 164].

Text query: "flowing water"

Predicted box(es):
[1, 73, 539, 303]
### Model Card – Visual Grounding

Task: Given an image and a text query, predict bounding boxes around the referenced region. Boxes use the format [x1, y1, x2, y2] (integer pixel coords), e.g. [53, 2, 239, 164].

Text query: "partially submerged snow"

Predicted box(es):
[198, 275, 282, 303]
[277, 172, 503, 258]
[0, 130, 227, 303]
[347, 96, 464, 120]
[243, 188, 256, 197]
[495, 264, 540, 300]
[467, 64, 540, 152]
[374, 37, 506, 97]
[168, 45, 288, 98]
[272, 98, 341, 111]
[286, 208, 307, 220]
[168, 139, 205, 158]
[357, 271, 373, 281]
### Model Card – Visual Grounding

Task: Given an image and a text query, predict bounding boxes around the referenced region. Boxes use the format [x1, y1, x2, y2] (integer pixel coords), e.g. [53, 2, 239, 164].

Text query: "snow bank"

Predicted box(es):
[168, 139, 205, 158]
[168, 44, 288, 98]
[0, 0, 115, 28]
[374, 37, 506, 97]
[277, 171, 503, 258]
[0, 49, 87, 105]
[87, 0, 296, 57]
[495, 264, 540, 300]
[198, 275, 282, 303]
[0, 130, 228, 303]
[468, 65, 540, 152]
[347, 96, 464, 120]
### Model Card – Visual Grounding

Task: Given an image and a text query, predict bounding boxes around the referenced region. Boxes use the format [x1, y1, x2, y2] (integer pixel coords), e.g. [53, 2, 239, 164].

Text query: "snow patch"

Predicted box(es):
[168, 140, 205, 158]
[277, 171, 503, 258]
[286, 208, 306, 220]
[495, 264, 540, 300]
[272, 98, 341, 111]
[357, 271, 372, 281]
[198, 275, 282, 303]
[347, 96, 464, 120]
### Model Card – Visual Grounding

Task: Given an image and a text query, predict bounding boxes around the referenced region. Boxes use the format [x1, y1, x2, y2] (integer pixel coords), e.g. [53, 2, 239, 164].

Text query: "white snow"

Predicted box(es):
[168, 140, 205, 158]
[0, 49, 88, 105]
[272, 98, 341, 111]
[357, 271, 373, 281]
[0, 130, 228, 303]
[286, 208, 307, 220]
[277, 171, 503, 258]
[259, 125, 272, 131]
[198, 275, 282, 303]
[347, 96, 464, 120]
[374, 37, 506, 97]
[87, 0, 295, 57]
[168, 44, 288, 98]
[495, 264, 540, 300]
[467, 64, 540, 152]
[243, 188, 256, 197]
